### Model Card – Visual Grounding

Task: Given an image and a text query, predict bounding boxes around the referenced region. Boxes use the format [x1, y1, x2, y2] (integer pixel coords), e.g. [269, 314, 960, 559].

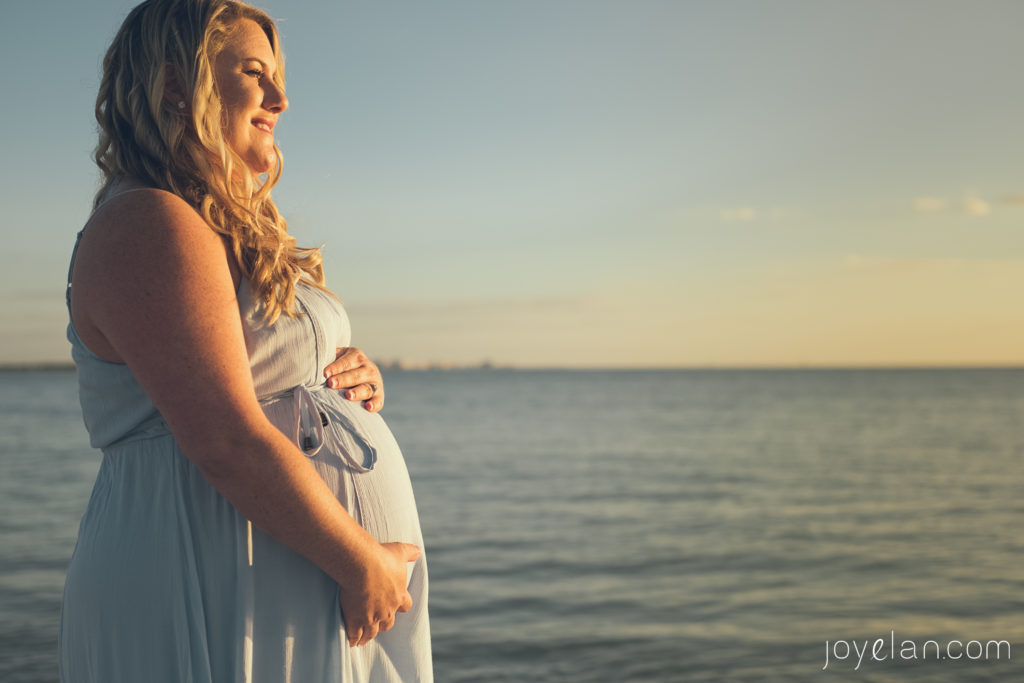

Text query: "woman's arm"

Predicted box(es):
[70, 189, 414, 646]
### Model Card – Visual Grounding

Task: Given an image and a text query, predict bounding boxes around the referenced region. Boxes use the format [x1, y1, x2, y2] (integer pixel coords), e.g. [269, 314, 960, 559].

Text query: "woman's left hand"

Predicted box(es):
[323, 347, 385, 412]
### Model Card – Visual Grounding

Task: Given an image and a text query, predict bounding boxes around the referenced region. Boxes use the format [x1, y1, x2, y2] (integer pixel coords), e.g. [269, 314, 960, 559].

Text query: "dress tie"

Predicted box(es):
[291, 384, 378, 471]
[294, 384, 328, 457]
[247, 383, 380, 556]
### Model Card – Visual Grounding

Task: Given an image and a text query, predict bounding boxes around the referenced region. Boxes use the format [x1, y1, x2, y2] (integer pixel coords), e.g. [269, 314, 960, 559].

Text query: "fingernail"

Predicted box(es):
[346, 390, 355, 399]
[328, 379, 336, 388]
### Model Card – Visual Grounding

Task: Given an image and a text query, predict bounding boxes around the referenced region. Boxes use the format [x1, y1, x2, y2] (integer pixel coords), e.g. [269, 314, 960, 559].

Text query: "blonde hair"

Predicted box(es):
[95, 0, 330, 324]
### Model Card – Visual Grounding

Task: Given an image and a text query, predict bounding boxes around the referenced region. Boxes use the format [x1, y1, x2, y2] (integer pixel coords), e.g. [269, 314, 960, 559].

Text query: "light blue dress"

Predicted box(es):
[59, 211, 432, 682]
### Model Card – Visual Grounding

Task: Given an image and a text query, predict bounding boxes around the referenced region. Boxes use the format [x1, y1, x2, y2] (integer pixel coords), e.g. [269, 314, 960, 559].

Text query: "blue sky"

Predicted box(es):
[3, 1, 1024, 367]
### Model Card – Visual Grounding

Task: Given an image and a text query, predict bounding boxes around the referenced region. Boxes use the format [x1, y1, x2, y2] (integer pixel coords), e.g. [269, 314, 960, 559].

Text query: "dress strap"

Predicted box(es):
[94, 186, 172, 209]
[65, 229, 86, 314]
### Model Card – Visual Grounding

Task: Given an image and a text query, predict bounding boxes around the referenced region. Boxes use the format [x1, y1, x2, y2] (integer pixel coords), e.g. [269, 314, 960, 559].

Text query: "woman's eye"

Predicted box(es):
[245, 69, 264, 79]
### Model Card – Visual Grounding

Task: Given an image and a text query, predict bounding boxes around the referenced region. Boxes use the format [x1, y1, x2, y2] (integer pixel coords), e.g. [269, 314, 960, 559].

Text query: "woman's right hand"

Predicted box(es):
[340, 541, 421, 647]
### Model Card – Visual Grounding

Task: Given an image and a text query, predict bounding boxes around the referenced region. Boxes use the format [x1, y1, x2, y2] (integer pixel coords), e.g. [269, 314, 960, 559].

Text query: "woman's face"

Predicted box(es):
[213, 18, 288, 175]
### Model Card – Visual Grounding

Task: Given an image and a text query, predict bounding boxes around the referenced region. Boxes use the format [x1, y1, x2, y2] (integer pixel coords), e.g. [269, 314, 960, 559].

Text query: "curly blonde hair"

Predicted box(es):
[95, 0, 330, 324]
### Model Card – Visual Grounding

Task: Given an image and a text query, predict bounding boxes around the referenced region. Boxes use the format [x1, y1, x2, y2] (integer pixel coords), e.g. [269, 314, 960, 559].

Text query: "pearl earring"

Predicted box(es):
[177, 101, 186, 109]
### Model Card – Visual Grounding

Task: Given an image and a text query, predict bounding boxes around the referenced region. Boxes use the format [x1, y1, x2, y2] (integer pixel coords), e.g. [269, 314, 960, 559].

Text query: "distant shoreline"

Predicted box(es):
[1, 362, 1023, 373]
[0, 362, 77, 372]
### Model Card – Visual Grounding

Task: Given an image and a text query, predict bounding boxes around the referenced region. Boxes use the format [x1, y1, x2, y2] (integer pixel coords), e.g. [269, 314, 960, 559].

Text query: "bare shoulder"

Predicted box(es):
[71, 188, 242, 363]
[79, 189, 230, 273]
[69, 187, 265, 453]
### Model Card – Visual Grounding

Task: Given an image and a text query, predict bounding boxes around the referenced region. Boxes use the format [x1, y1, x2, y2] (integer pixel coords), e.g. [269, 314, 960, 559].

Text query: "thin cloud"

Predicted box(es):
[963, 196, 990, 216]
[844, 253, 864, 269]
[913, 197, 947, 213]
[1000, 194, 1024, 207]
[840, 254, 1024, 271]
[719, 207, 756, 222]
[915, 194, 990, 216]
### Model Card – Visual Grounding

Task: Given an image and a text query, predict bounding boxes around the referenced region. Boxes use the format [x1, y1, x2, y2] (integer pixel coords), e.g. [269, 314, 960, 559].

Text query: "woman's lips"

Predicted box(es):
[253, 119, 274, 134]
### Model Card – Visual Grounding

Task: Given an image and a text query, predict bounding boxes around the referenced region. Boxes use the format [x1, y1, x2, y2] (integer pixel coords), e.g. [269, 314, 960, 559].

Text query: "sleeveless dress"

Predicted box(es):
[59, 211, 432, 682]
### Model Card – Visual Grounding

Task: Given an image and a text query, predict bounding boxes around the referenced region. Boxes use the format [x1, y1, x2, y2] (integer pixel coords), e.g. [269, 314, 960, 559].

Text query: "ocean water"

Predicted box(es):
[1, 368, 1023, 682]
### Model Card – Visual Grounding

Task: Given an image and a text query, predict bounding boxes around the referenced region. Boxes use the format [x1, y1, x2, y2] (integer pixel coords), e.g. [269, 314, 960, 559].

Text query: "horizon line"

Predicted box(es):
[3, 361, 1024, 373]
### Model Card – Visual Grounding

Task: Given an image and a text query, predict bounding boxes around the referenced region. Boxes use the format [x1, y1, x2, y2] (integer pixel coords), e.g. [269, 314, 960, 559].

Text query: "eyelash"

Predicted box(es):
[245, 69, 264, 80]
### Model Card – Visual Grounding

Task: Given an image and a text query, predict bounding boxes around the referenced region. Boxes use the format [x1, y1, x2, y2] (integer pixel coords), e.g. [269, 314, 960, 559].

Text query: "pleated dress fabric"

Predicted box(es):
[59, 221, 432, 682]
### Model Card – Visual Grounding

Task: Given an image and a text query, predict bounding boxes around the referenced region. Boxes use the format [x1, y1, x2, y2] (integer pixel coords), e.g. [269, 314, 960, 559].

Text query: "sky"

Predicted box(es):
[3, 0, 1024, 368]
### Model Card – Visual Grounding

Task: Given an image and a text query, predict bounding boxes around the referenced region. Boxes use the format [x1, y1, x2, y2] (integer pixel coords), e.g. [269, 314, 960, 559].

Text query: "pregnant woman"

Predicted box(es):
[59, 1, 431, 680]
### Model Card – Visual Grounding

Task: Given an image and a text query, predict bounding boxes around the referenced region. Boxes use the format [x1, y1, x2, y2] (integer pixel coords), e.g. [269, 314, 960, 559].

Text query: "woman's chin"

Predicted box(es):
[237, 148, 277, 177]
[251, 159, 277, 177]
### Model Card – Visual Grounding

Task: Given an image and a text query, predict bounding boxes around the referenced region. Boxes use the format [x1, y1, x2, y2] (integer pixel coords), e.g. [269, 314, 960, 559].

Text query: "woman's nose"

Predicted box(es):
[265, 80, 288, 113]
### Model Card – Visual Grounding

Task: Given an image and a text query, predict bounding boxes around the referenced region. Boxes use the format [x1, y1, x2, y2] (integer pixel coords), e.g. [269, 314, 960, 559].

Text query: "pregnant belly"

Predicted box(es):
[259, 384, 423, 545]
